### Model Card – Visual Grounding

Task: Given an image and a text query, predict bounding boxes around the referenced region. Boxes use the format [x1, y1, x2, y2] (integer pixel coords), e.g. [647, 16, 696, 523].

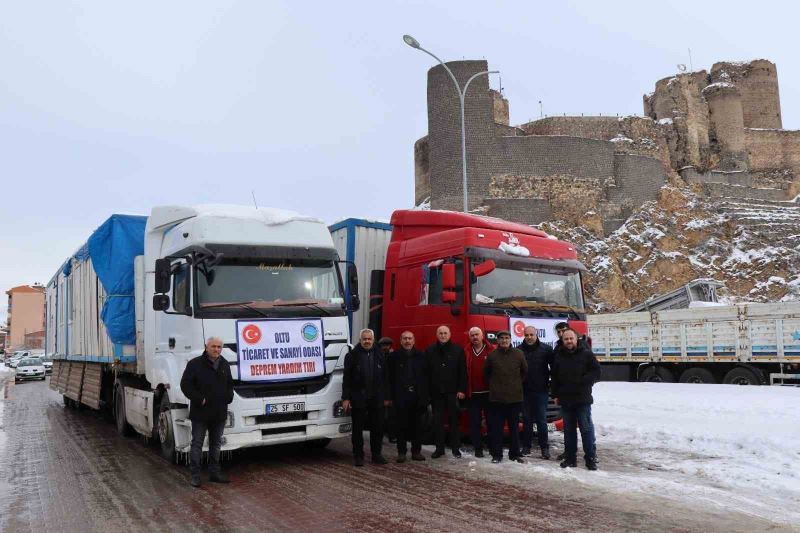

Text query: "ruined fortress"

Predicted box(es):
[414, 59, 800, 235]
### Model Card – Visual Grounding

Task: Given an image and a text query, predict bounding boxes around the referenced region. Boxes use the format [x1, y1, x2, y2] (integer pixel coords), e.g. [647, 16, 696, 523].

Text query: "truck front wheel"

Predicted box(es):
[158, 393, 177, 463]
[114, 385, 134, 436]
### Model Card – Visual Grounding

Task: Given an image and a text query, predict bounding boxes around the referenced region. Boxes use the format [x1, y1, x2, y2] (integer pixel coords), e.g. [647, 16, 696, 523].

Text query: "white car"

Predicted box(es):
[42, 356, 53, 374]
[15, 357, 47, 382]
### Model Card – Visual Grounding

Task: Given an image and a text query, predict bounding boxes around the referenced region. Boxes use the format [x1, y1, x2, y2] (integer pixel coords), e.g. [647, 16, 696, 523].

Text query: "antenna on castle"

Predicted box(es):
[251, 190, 259, 210]
[688, 48, 694, 72]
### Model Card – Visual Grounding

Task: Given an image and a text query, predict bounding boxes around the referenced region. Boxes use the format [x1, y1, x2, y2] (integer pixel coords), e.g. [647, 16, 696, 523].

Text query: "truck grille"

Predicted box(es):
[252, 412, 308, 425]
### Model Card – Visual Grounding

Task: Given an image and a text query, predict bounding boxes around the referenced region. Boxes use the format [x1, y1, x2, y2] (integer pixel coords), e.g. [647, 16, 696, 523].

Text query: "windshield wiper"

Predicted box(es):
[272, 302, 332, 316]
[199, 301, 271, 318]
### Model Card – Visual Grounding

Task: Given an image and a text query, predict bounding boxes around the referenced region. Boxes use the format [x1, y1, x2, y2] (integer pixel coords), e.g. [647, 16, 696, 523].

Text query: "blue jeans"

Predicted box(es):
[522, 391, 550, 451]
[561, 404, 596, 461]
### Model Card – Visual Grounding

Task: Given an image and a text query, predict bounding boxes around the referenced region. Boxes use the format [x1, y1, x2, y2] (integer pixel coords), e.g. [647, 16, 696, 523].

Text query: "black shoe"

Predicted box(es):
[354, 457, 364, 467]
[431, 449, 445, 459]
[411, 452, 426, 461]
[474, 449, 485, 458]
[491, 456, 502, 464]
[560, 459, 577, 468]
[541, 448, 551, 460]
[510, 456, 525, 464]
[388, 437, 398, 444]
[190, 473, 202, 488]
[209, 472, 230, 484]
[372, 455, 389, 465]
[396, 454, 407, 464]
[585, 457, 598, 471]
[452, 449, 462, 458]
[556, 452, 565, 461]
[520, 448, 531, 456]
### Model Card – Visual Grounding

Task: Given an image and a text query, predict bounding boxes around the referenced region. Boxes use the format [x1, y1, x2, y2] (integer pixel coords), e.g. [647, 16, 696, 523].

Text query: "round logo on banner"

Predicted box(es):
[242, 324, 262, 345]
[512, 320, 526, 337]
[301, 323, 319, 342]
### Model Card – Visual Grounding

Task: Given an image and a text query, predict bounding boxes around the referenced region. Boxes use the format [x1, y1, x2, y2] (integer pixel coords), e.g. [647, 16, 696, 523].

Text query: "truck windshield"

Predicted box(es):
[471, 264, 585, 312]
[196, 258, 345, 315]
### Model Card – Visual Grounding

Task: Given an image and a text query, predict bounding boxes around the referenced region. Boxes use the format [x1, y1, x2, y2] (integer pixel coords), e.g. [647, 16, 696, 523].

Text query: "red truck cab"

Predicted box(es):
[380, 210, 588, 349]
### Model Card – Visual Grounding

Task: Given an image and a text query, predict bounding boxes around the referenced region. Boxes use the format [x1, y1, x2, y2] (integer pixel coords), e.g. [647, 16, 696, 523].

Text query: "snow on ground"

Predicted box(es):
[0, 364, 10, 455]
[468, 383, 800, 527]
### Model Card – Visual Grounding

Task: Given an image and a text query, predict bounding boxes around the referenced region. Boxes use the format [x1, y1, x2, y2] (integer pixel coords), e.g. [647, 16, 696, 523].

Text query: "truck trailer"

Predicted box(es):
[590, 302, 800, 385]
[46, 205, 358, 461]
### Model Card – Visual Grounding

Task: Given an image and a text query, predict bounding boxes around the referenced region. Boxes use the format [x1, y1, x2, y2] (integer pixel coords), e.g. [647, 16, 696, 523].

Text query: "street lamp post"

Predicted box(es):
[404, 35, 498, 213]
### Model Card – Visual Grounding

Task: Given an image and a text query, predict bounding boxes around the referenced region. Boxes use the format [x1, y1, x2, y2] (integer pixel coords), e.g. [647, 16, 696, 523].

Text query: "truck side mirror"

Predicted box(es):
[442, 263, 456, 290]
[154, 258, 171, 293]
[347, 263, 360, 311]
[473, 260, 496, 278]
[153, 294, 170, 311]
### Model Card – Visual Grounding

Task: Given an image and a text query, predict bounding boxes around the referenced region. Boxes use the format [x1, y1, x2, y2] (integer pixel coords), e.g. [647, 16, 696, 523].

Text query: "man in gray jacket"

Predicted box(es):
[484, 330, 528, 464]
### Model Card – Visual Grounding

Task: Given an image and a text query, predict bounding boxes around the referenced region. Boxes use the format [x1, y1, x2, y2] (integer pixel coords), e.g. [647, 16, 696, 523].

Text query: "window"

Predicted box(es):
[419, 259, 463, 306]
[172, 263, 190, 314]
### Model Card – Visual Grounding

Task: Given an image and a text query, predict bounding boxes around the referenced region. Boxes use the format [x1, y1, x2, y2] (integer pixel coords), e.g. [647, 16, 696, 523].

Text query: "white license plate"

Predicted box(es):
[265, 402, 305, 415]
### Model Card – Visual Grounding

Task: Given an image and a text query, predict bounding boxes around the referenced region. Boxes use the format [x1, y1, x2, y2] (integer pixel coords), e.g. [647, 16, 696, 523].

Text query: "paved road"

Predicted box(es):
[0, 378, 791, 532]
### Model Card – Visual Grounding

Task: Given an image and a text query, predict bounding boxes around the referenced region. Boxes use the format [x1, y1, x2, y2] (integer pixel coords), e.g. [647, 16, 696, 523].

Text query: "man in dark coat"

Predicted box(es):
[425, 325, 467, 458]
[180, 336, 234, 487]
[465, 326, 493, 458]
[520, 325, 555, 459]
[551, 328, 602, 470]
[484, 330, 528, 464]
[342, 328, 389, 466]
[378, 336, 397, 443]
[387, 331, 430, 462]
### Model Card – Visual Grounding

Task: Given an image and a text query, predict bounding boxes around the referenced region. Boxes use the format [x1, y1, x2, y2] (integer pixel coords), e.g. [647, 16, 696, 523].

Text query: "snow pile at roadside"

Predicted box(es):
[506, 383, 800, 526]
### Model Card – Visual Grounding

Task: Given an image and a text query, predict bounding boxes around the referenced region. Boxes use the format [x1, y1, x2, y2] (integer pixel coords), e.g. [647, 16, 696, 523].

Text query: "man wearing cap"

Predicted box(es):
[378, 336, 397, 443]
[387, 331, 430, 462]
[483, 330, 528, 464]
[465, 326, 493, 458]
[425, 325, 468, 458]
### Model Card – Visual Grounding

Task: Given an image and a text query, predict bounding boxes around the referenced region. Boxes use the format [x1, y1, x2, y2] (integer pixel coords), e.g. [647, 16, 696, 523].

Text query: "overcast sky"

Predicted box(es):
[2, 0, 798, 323]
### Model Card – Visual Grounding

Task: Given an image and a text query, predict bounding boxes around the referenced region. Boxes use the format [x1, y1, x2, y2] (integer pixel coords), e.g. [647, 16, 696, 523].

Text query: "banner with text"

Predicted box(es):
[236, 318, 325, 382]
[509, 317, 562, 349]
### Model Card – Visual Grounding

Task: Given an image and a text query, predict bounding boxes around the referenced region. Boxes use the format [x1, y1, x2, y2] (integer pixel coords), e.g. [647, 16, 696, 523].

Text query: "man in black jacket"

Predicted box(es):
[520, 325, 555, 459]
[342, 329, 389, 466]
[180, 336, 234, 487]
[387, 331, 429, 463]
[551, 328, 601, 471]
[425, 325, 467, 458]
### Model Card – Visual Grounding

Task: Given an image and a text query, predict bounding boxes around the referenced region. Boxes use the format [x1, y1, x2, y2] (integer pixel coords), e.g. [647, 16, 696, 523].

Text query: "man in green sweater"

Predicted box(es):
[484, 330, 528, 464]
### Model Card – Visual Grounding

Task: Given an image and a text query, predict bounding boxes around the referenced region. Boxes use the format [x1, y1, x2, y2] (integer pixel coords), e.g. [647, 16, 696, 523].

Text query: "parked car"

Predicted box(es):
[15, 357, 46, 381]
[42, 356, 53, 374]
[8, 354, 27, 368]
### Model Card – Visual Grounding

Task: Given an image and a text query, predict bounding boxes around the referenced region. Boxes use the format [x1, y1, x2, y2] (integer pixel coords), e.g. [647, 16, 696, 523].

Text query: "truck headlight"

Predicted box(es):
[333, 400, 345, 418]
[225, 411, 235, 428]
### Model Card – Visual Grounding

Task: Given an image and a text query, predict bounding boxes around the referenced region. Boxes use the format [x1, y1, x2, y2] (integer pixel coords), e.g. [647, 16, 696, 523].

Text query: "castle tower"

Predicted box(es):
[427, 60, 497, 211]
[702, 82, 748, 171]
[710, 60, 782, 129]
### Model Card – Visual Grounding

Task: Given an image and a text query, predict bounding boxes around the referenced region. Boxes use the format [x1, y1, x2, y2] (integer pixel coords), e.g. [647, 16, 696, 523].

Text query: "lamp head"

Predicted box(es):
[403, 35, 420, 49]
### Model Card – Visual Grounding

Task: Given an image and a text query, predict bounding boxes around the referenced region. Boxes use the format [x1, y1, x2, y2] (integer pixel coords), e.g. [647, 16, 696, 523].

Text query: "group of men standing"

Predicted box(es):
[341, 322, 601, 470]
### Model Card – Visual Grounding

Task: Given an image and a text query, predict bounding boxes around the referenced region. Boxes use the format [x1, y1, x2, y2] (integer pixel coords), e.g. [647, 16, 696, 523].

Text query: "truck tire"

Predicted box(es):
[678, 368, 716, 384]
[114, 385, 134, 437]
[157, 393, 177, 463]
[638, 366, 675, 383]
[723, 367, 761, 386]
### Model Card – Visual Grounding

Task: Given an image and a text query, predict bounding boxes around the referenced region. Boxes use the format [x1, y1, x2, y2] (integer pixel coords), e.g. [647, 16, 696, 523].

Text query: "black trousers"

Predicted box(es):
[468, 393, 489, 452]
[488, 402, 522, 460]
[190, 417, 225, 475]
[431, 392, 461, 452]
[395, 399, 426, 454]
[350, 398, 384, 458]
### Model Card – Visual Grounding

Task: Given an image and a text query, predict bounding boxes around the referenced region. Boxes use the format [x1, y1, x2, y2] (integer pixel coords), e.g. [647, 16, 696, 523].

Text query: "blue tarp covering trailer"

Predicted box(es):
[46, 215, 147, 361]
